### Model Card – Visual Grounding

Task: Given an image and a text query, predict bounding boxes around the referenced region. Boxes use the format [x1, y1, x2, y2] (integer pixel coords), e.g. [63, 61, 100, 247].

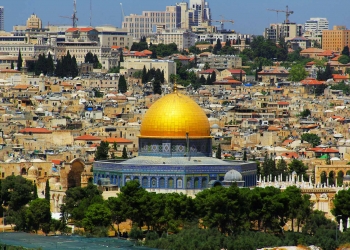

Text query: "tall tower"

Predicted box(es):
[0, 7, 4, 31]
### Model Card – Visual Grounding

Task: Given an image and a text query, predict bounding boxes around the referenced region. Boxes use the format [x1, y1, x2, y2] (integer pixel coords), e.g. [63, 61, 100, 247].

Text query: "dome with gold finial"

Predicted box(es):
[140, 91, 210, 139]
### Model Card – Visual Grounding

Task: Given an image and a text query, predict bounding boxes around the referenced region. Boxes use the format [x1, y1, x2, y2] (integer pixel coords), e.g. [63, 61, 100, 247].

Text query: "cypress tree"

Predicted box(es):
[240, 70, 243, 82]
[153, 80, 162, 95]
[71, 56, 79, 77]
[122, 146, 128, 159]
[118, 75, 127, 93]
[206, 75, 212, 85]
[10, 61, 14, 69]
[45, 179, 50, 201]
[216, 144, 222, 159]
[33, 182, 38, 199]
[17, 49, 23, 71]
[47, 53, 54, 76]
[142, 66, 147, 84]
[211, 71, 216, 83]
[243, 150, 247, 161]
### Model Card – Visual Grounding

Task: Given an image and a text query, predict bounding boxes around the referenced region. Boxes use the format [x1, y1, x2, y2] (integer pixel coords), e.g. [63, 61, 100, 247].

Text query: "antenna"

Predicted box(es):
[90, 0, 92, 26]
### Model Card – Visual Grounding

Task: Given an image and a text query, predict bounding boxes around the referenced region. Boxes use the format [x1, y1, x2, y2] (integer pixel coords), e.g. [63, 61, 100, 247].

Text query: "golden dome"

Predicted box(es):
[140, 92, 210, 138]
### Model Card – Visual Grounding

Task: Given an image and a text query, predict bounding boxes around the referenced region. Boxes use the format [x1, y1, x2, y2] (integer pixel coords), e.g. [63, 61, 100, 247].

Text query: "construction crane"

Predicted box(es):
[60, 0, 78, 27]
[211, 15, 234, 31]
[267, 5, 294, 24]
[120, 3, 125, 27]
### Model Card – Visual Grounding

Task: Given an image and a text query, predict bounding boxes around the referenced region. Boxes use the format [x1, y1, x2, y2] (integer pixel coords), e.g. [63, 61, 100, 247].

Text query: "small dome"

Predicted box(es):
[28, 165, 38, 177]
[224, 169, 242, 182]
[211, 124, 220, 129]
[35, 107, 44, 112]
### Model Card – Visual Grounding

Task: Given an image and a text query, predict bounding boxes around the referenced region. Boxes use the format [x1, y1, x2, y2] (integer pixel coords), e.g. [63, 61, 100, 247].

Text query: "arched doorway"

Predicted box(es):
[337, 171, 344, 186]
[320, 171, 327, 185]
[67, 159, 85, 188]
[329, 171, 335, 186]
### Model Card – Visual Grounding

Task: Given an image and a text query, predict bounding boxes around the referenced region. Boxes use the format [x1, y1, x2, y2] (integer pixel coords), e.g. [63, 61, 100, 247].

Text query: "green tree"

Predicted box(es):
[299, 109, 311, 118]
[142, 66, 148, 83]
[216, 144, 221, 159]
[118, 75, 127, 93]
[288, 159, 308, 177]
[301, 133, 321, 147]
[341, 45, 350, 56]
[33, 183, 38, 199]
[211, 71, 216, 83]
[107, 197, 126, 232]
[95, 141, 109, 160]
[243, 150, 247, 161]
[118, 180, 148, 228]
[196, 185, 248, 235]
[10, 61, 14, 69]
[61, 184, 103, 226]
[276, 159, 288, 180]
[17, 49, 23, 71]
[82, 202, 112, 234]
[153, 80, 162, 95]
[289, 64, 308, 82]
[26, 199, 51, 233]
[45, 179, 50, 201]
[203, 62, 210, 70]
[1, 175, 34, 211]
[338, 55, 350, 64]
[47, 53, 55, 76]
[332, 189, 350, 219]
[122, 146, 128, 159]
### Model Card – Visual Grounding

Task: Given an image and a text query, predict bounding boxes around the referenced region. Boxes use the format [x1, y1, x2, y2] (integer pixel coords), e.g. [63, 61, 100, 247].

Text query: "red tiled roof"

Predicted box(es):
[66, 27, 94, 32]
[267, 126, 281, 131]
[20, 128, 52, 134]
[309, 147, 339, 153]
[281, 152, 299, 159]
[282, 139, 294, 146]
[277, 101, 289, 105]
[12, 84, 30, 90]
[227, 69, 246, 74]
[317, 50, 334, 56]
[301, 78, 325, 85]
[333, 74, 349, 80]
[74, 135, 101, 141]
[200, 69, 216, 74]
[52, 159, 62, 165]
[104, 137, 133, 143]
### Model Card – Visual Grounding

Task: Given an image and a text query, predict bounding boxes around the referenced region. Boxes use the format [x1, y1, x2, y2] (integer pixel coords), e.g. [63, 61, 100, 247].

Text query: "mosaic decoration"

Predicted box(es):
[163, 143, 171, 153]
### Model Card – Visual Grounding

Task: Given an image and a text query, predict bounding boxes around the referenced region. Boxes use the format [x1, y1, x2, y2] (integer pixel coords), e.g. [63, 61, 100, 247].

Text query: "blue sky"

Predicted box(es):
[2, 0, 350, 34]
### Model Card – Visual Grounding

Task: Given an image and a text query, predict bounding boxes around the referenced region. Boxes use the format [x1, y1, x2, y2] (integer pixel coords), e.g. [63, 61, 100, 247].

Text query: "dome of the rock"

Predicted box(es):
[140, 92, 210, 138]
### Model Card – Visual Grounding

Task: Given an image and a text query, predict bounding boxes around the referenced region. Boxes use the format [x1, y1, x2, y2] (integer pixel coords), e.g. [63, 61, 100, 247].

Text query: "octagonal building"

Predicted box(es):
[93, 90, 257, 195]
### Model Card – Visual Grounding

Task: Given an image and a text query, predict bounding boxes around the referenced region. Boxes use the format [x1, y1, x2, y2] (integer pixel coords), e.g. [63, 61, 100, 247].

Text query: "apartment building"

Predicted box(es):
[96, 26, 133, 49]
[264, 23, 303, 42]
[322, 26, 350, 52]
[26, 14, 42, 30]
[304, 18, 329, 37]
[151, 29, 196, 50]
[0, 7, 3, 31]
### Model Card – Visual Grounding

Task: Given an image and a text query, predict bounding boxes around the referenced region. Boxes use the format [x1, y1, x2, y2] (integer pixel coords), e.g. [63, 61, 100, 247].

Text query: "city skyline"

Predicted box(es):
[2, 0, 350, 34]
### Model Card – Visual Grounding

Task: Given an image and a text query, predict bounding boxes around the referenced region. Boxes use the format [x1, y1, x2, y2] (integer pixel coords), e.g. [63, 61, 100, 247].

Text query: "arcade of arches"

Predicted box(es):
[315, 164, 350, 186]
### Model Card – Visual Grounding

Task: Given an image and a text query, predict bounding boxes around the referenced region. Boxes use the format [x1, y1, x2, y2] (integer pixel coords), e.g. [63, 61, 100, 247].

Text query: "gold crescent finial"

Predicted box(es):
[173, 80, 177, 93]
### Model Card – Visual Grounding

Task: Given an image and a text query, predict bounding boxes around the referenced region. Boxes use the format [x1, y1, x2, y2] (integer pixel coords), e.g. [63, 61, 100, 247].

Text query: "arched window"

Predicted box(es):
[186, 177, 192, 188]
[151, 177, 157, 188]
[194, 177, 200, 189]
[125, 176, 131, 183]
[133, 176, 139, 182]
[159, 177, 165, 188]
[142, 177, 148, 188]
[177, 178, 183, 189]
[202, 178, 207, 188]
[168, 178, 174, 189]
